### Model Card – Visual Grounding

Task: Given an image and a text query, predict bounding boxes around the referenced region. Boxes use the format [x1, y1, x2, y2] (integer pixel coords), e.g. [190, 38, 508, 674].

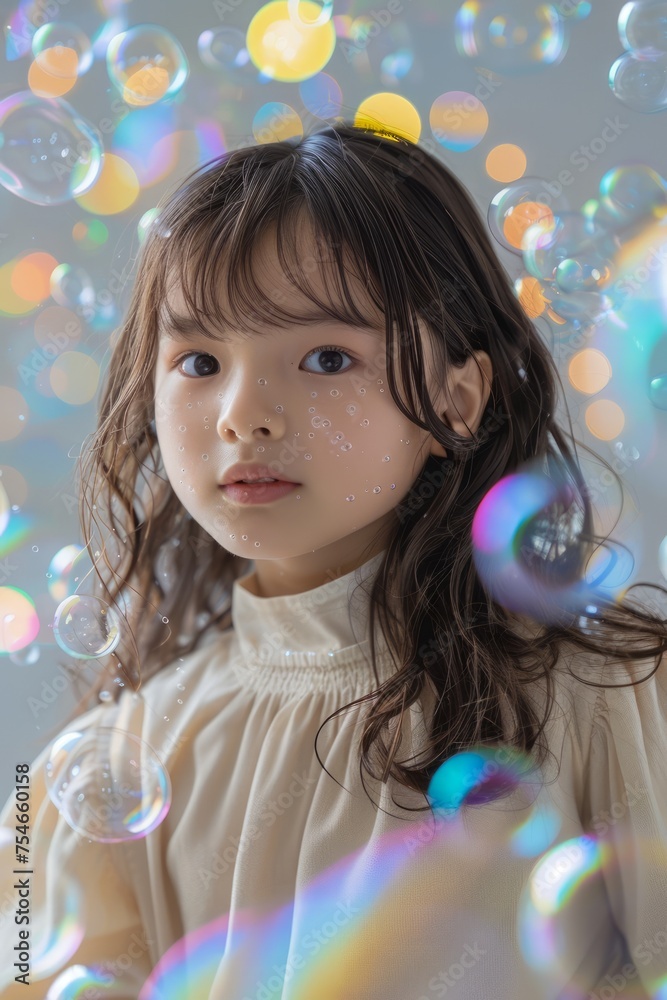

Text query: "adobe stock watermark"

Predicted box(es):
[196, 769, 318, 888]
[239, 898, 360, 1000]
[414, 942, 487, 999]
[535, 116, 630, 207]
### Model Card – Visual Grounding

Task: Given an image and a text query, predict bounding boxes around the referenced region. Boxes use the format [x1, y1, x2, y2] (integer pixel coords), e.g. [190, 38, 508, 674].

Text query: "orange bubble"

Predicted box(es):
[11, 253, 59, 304]
[35, 45, 79, 77]
[585, 399, 625, 440]
[486, 143, 527, 184]
[28, 58, 77, 98]
[568, 349, 612, 395]
[515, 275, 546, 319]
[503, 201, 554, 251]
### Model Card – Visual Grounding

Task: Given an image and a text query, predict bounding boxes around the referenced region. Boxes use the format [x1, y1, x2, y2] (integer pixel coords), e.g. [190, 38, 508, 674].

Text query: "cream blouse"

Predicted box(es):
[1, 550, 666, 999]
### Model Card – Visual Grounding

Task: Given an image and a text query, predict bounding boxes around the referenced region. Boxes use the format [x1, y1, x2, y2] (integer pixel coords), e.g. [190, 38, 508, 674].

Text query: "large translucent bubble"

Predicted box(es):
[44, 727, 172, 842]
[0, 92, 102, 205]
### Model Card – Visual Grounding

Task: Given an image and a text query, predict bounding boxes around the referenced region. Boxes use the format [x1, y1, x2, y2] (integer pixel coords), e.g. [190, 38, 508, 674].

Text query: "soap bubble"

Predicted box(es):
[50, 263, 96, 312]
[522, 212, 616, 288]
[618, 0, 667, 55]
[107, 24, 189, 107]
[197, 26, 255, 82]
[599, 165, 667, 225]
[32, 22, 93, 78]
[44, 727, 171, 842]
[52, 595, 121, 659]
[0, 92, 103, 205]
[454, 1, 569, 75]
[609, 50, 667, 112]
[427, 745, 538, 815]
[471, 458, 621, 624]
[487, 177, 568, 254]
[46, 964, 116, 998]
[649, 373, 667, 408]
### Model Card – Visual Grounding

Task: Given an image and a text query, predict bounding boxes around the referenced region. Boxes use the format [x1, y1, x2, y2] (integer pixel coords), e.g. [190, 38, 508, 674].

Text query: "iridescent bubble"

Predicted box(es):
[471, 458, 620, 624]
[138, 207, 160, 244]
[618, 0, 667, 55]
[518, 836, 605, 973]
[49, 264, 95, 312]
[47, 544, 86, 603]
[609, 50, 667, 112]
[599, 165, 667, 225]
[299, 72, 342, 118]
[0, 92, 103, 205]
[107, 24, 189, 107]
[537, 281, 613, 329]
[427, 745, 538, 815]
[197, 26, 255, 81]
[0, 478, 8, 536]
[430, 91, 489, 151]
[522, 212, 616, 288]
[46, 964, 116, 999]
[659, 534, 667, 580]
[32, 22, 93, 78]
[52, 595, 121, 659]
[488, 177, 567, 254]
[44, 727, 171, 842]
[0, 586, 41, 654]
[33, 883, 85, 981]
[649, 373, 667, 408]
[454, 1, 569, 75]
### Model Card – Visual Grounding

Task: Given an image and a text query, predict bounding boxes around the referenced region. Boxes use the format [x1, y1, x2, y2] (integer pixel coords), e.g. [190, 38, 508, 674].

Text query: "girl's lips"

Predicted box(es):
[219, 481, 300, 504]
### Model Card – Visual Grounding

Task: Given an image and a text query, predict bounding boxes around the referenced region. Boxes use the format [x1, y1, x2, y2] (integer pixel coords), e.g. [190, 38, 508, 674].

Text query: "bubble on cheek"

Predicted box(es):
[346, 495, 355, 502]
[179, 425, 186, 431]
[330, 389, 341, 397]
[383, 455, 390, 461]
[304, 453, 312, 460]
[361, 419, 369, 427]
[202, 454, 208, 461]
[346, 404, 357, 415]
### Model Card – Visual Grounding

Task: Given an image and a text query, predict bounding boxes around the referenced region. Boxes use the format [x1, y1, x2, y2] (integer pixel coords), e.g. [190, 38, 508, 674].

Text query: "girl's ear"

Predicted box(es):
[429, 351, 494, 459]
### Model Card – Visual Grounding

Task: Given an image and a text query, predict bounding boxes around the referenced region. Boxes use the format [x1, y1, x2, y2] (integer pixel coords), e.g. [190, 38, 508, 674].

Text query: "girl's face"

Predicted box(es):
[153, 227, 486, 597]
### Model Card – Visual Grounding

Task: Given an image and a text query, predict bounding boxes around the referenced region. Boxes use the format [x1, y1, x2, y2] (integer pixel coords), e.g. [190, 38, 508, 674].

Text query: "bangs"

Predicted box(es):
[154, 190, 391, 341]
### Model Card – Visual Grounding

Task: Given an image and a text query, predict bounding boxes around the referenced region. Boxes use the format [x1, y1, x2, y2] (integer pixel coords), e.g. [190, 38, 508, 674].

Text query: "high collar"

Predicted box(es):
[228, 550, 395, 695]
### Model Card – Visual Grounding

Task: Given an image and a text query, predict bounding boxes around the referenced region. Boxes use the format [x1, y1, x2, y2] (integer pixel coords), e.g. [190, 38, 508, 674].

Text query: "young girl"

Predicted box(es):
[1, 121, 666, 1000]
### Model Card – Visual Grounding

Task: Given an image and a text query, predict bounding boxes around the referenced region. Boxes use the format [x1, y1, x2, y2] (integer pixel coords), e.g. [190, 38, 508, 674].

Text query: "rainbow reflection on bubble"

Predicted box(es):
[471, 460, 625, 625]
[46, 964, 116, 998]
[32, 883, 85, 981]
[44, 727, 171, 842]
[454, 1, 569, 75]
[430, 91, 489, 151]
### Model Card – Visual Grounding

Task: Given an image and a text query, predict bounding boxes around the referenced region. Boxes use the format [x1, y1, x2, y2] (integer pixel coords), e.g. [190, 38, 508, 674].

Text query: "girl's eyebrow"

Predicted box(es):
[158, 312, 385, 343]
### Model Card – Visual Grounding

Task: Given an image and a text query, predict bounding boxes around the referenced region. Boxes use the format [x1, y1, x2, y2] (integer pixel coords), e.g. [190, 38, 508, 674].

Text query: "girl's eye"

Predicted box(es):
[300, 345, 356, 375]
[173, 346, 357, 378]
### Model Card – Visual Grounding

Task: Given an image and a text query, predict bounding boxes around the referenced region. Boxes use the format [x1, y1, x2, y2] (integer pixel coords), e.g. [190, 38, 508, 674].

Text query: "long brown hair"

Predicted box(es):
[64, 121, 667, 816]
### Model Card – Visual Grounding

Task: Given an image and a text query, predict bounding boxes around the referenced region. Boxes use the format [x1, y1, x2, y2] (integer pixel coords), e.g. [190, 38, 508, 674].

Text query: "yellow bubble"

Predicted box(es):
[355, 93, 421, 143]
[246, 0, 336, 82]
[49, 352, 100, 405]
[486, 143, 527, 183]
[568, 349, 612, 395]
[585, 399, 625, 440]
[74, 153, 139, 215]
